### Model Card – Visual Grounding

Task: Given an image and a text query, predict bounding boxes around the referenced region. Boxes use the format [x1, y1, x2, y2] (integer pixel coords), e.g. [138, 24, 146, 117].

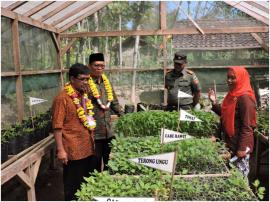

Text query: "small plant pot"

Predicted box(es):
[48, 120, 52, 134]
[41, 128, 46, 140]
[1, 143, 8, 163]
[21, 135, 30, 151]
[124, 104, 135, 114]
[7, 136, 21, 155]
[34, 128, 43, 143]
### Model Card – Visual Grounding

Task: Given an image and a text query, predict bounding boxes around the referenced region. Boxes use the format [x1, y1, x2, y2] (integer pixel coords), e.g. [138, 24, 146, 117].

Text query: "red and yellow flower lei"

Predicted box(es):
[64, 83, 96, 130]
[88, 74, 114, 109]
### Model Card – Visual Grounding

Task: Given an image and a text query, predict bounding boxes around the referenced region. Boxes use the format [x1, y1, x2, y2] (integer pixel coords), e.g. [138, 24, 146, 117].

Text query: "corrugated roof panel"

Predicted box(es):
[224, 1, 269, 25]
[43, 1, 86, 25]
[31, 1, 66, 20]
[173, 33, 267, 50]
[13, 1, 44, 15]
[55, 2, 97, 28]
[1, 1, 17, 8]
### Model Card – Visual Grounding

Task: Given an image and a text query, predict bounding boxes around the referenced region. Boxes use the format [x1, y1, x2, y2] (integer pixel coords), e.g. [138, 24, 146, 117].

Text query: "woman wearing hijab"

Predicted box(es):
[208, 66, 256, 178]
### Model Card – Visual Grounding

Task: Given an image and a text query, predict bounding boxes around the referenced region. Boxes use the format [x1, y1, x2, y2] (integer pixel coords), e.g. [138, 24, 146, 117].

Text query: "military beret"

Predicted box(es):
[174, 52, 187, 64]
[89, 53, 104, 64]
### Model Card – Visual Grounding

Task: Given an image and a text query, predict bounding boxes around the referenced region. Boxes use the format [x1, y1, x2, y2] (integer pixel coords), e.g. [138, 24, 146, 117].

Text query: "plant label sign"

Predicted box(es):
[179, 109, 202, 122]
[177, 90, 192, 98]
[93, 197, 155, 202]
[129, 152, 176, 173]
[161, 128, 193, 143]
[259, 88, 269, 96]
[29, 97, 48, 106]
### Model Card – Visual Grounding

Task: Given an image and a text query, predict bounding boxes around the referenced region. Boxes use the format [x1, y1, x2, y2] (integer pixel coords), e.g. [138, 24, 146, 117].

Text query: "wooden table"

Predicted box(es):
[1, 135, 55, 201]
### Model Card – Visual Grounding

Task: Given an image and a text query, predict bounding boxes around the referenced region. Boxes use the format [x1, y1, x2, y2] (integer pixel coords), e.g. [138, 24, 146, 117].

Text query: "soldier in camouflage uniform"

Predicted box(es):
[165, 52, 201, 111]
[87, 53, 124, 172]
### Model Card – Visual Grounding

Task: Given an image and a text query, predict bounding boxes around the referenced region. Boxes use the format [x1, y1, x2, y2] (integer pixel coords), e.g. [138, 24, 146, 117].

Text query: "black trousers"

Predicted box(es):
[63, 155, 97, 201]
[95, 137, 115, 172]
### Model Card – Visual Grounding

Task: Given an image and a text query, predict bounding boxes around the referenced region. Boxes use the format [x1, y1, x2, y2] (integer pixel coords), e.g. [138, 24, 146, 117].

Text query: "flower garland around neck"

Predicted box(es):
[64, 82, 96, 130]
[88, 74, 114, 110]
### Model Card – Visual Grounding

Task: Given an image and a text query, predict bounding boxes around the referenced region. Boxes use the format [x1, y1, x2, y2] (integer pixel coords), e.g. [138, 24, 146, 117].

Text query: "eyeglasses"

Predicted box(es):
[74, 77, 89, 82]
[92, 64, 105, 68]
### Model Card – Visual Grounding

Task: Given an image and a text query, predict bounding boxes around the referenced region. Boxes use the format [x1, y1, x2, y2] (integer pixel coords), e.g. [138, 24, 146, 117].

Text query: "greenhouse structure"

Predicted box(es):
[1, 1, 269, 201]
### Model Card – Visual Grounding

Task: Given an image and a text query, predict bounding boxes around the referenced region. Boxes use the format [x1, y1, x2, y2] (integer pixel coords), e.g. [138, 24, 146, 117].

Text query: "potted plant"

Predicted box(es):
[1, 130, 9, 163]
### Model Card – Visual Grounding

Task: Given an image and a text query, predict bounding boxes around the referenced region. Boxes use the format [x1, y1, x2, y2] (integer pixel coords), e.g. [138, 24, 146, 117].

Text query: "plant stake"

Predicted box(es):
[169, 149, 178, 200]
[29, 97, 48, 129]
[214, 80, 217, 100]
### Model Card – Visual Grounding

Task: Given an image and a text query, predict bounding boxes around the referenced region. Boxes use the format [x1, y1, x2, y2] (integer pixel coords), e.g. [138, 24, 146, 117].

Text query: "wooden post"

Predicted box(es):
[56, 34, 64, 87]
[12, 17, 24, 122]
[160, 1, 168, 105]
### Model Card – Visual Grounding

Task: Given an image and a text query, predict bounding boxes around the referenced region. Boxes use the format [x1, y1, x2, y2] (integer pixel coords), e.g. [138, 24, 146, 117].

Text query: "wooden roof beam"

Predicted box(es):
[59, 1, 111, 33]
[238, 1, 269, 18]
[246, 1, 269, 13]
[251, 33, 269, 52]
[23, 1, 54, 17]
[61, 38, 78, 56]
[160, 2, 166, 30]
[51, 1, 95, 26]
[1, 8, 60, 33]
[60, 26, 269, 38]
[224, 1, 269, 25]
[51, 33, 60, 52]
[6, 1, 27, 11]
[179, 6, 205, 35]
[38, 1, 76, 22]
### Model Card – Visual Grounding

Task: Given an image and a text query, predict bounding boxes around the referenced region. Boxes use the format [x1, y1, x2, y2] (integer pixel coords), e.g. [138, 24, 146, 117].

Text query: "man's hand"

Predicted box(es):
[208, 88, 217, 105]
[57, 149, 68, 165]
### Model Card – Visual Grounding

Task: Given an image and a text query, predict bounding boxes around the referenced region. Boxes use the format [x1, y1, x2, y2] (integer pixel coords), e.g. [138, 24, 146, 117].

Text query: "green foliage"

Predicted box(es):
[1, 110, 52, 143]
[76, 169, 255, 201]
[255, 110, 269, 136]
[2, 123, 22, 143]
[108, 136, 227, 175]
[76, 171, 170, 201]
[115, 110, 219, 138]
[173, 169, 256, 201]
[252, 179, 266, 200]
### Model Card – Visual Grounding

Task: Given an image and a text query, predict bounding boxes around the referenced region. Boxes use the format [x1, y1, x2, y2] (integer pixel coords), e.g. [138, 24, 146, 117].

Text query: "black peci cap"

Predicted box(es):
[89, 53, 104, 64]
[174, 52, 187, 64]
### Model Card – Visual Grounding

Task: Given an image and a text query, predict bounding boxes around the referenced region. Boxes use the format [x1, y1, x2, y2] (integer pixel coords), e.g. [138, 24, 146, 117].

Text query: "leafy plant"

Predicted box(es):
[108, 137, 227, 175]
[2, 127, 19, 142]
[22, 127, 35, 136]
[254, 110, 269, 136]
[76, 171, 170, 201]
[173, 169, 256, 201]
[252, 179, 265, 200]
[115, 110, 219, 138]
[76, 169, 255, 201]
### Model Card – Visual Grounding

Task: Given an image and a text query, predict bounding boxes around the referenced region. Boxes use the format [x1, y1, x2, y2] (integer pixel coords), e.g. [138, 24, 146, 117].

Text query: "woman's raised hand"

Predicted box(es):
[208, 88, 217, 105]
